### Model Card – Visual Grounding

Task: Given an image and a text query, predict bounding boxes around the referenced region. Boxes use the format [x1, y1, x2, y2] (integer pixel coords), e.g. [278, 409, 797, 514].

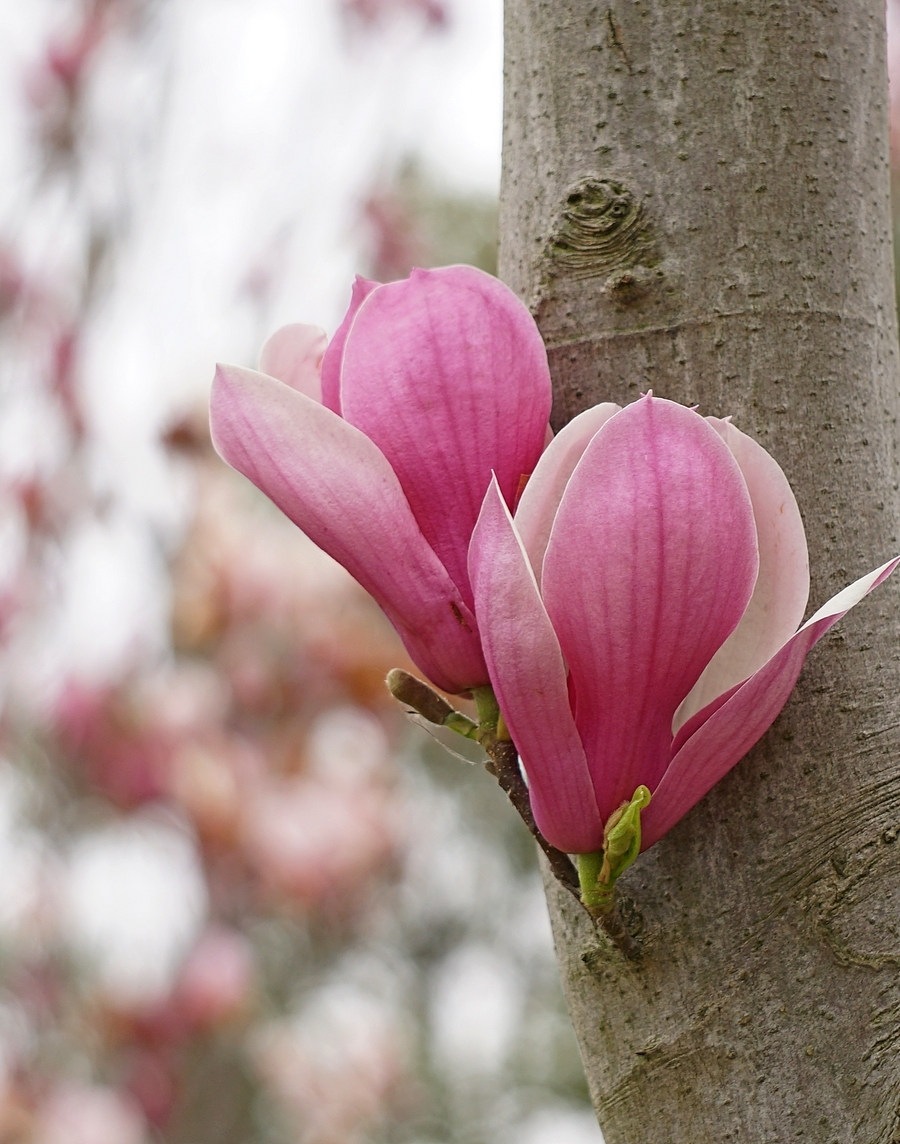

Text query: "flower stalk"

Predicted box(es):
[387, 670, 579, 892]
[387, 669, 641, 958]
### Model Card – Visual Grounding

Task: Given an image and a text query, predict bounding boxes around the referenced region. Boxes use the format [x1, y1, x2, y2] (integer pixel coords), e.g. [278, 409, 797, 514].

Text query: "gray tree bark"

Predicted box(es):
[500, 2, 900, 1141]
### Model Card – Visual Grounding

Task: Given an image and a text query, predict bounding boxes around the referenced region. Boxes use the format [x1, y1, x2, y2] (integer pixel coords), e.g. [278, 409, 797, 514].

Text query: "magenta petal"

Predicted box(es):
[674, 418, 810, 732]
[468, 479, 603, 854]
[319, 276, 381, 414]
[642, 556, 900, 850]
[515, 402, 621, 582]
[541, 395, 759, 819]
[341, 266, 552, 607]
[258, 324, 327, 402]
[209, 363, 486, 693]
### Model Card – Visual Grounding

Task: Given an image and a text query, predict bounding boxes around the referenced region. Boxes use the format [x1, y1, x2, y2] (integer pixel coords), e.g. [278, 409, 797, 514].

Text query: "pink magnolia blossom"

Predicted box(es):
[469, 394, 899, 855]
[176, 926, 254, 1030]
[210, 266, 552, 693]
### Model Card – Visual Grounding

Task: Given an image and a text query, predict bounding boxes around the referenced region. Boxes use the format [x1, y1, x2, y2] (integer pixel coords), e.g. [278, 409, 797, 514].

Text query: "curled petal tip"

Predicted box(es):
[644, 553, 900, 850]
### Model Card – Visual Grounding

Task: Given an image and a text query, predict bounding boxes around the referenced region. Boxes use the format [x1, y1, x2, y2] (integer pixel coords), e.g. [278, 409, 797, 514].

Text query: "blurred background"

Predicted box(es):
[0, 2, 603, 1142]
[3, 3, 900, 1142]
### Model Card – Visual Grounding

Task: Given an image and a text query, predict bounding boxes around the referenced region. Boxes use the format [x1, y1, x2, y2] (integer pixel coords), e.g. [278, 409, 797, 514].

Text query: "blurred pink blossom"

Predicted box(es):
[255, 996, 406, 1144]
[889, 0, 900, 164]
[363, 191, 426, 283]
[34, 1084, 147, 1144]
[343, 0, 448, 31]
[121, 1050, 177, 1131]
[52, 680, 169, 807]
[176, 925, 255, 1030]
[242, 776, 399, 912]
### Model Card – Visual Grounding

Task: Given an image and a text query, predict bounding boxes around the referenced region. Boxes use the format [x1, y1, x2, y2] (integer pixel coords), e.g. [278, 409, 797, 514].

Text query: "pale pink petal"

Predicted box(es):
[340, 265, 552, 606]
[541, 395, 759, 818]
[258, 324, 327, 402]
[515, 402, 621, 582]
[210, 363, 486, 693]
[674, 418, 810, 732]
[319, 275, 380, 414]
[643, 556, 900, 849]
[469, 479, 602, 854]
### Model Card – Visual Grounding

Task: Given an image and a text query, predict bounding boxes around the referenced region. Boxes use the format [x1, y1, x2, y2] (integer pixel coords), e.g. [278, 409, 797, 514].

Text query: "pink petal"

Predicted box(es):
[674, 418, 810, 732]
[319, 275, 380, 414]
[210, 363, 486, 693]
[642, 556, 900, 849]
[340, 266, 552, 607]
[258, 324, 327, 402]
[515, 403, 621, 583]
[468, 479, 603, 854]
[541, 395, 759, 818]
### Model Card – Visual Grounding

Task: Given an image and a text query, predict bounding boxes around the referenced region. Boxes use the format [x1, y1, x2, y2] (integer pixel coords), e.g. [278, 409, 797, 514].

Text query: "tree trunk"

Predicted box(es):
[500, 2, 900, 1140]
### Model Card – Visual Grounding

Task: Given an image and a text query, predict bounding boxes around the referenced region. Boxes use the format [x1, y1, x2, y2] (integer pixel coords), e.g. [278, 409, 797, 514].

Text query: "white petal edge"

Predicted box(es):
[674, 419, 810, 732]
[515, 403, 621, 582]
[258, 324, 327, 402]
[644, 555, 900, 849]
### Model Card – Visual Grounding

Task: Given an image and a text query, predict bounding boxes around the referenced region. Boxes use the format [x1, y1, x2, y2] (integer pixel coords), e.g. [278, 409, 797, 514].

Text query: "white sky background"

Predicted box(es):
[91, 0, 505, 415]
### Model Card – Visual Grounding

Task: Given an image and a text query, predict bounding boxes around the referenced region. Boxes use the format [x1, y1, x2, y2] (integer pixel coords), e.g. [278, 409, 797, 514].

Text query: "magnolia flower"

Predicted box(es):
[210, 265, 551, 694]
[469, 394, 899, 855]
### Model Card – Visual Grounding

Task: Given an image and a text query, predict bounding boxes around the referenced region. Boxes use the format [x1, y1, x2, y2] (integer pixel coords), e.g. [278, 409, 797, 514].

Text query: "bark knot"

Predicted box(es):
[544, 176, 657, 283]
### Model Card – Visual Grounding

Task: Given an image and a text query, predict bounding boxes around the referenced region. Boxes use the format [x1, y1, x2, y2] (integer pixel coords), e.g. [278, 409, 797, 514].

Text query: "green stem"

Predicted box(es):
[577, 851, 608, 912]
[386, 669, 479, 737]
[577, 851, 640, 959]
[472, 684, 501, 732]
[387, 671, 647, 957]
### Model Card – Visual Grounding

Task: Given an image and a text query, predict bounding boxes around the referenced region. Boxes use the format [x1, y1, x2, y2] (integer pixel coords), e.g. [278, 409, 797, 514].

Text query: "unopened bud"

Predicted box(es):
[577, 785, 651, 916]
[386, 669, 479, 739]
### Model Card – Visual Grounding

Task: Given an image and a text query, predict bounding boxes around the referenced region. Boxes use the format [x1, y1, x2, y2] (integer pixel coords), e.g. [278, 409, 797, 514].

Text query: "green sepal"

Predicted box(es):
[578, 785, 652, 915]
[472, 685, 501, 731]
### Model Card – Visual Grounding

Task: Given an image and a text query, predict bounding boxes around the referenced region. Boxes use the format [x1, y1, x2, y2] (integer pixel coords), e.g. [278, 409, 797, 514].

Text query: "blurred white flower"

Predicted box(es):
[62, 809, 207, 1004]
[254, 985, 406, 1144]
[514, 1105, 604, 1144]
[34, 1084, 147, 1144]
[430, 942, 521, 1075]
